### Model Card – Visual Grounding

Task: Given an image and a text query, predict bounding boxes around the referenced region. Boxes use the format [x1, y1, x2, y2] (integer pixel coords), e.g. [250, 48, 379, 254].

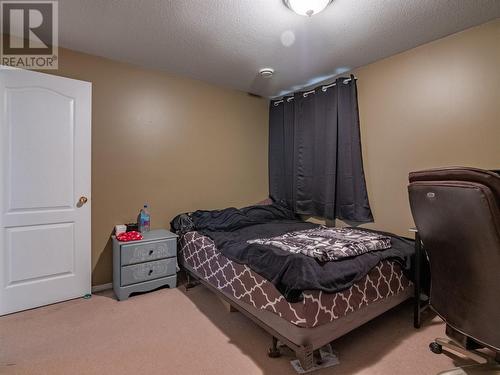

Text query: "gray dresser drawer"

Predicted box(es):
[121, 258, 176, 286]
[120, 239, 176, 266]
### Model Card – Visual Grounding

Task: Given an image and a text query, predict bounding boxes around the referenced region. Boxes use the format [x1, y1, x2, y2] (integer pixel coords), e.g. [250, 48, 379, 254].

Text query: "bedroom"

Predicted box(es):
[0, 1, 499, 374]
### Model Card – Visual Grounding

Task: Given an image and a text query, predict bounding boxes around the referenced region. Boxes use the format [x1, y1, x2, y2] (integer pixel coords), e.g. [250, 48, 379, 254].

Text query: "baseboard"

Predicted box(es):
[91, 283, 112, 293]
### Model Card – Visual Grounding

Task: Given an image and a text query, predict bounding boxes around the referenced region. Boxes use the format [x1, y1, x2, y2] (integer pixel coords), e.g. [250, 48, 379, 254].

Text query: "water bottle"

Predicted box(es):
[138, 204, 151, 233]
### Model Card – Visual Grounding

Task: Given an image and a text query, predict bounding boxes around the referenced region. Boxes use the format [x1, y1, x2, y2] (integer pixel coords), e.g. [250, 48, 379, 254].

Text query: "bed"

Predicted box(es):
[174, 203, 414, 371]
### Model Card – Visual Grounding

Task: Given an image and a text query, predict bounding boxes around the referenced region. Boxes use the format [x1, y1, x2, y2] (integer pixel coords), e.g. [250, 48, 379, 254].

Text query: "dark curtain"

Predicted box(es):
[269, 76, 373, 223]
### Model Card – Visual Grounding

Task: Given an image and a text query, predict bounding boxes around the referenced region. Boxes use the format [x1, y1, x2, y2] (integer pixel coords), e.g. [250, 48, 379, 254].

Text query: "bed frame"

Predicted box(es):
[183, 263, 413, 371]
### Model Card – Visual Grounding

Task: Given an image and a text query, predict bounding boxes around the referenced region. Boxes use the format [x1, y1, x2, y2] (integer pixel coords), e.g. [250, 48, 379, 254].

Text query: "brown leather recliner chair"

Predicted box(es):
[408, 167, 500, 374]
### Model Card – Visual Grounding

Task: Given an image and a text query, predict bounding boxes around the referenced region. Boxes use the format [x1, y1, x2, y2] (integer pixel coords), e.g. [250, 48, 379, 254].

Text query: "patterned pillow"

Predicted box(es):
[256, 198, 273, 205]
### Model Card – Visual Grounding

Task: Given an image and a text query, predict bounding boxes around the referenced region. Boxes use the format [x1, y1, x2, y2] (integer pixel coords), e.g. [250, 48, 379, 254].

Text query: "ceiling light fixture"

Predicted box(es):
[284, 0, 333, 17]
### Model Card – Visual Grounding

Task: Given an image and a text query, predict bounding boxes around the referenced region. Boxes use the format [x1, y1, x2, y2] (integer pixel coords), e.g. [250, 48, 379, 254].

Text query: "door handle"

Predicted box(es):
[77, 196, 88, 207]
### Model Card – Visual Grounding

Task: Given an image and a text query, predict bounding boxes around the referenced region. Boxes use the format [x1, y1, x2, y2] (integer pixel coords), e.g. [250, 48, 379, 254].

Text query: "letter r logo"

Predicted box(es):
[1, 1, 55, 55]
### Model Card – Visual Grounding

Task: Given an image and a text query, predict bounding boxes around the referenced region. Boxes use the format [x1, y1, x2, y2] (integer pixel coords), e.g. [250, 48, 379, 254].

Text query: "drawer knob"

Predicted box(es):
[148, 269, 153, 276]
[149, 250, 154, 256]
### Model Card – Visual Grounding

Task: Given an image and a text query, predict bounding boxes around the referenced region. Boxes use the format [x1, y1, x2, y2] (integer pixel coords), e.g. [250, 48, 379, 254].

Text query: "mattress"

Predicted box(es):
[179, 231, 412, 329]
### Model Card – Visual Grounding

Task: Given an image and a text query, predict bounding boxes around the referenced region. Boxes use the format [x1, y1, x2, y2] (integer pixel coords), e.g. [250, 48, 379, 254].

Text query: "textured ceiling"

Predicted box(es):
[57, 0, 500, 97]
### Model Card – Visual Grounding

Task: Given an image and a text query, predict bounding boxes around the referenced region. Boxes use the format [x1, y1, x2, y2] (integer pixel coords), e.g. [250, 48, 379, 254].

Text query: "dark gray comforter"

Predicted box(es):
[172, 203, 414, 303]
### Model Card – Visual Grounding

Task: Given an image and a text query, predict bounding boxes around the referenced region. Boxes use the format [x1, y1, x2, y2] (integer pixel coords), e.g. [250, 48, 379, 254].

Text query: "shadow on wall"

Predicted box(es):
[92, 233, 113, 286]
[177, 274, 469, 375]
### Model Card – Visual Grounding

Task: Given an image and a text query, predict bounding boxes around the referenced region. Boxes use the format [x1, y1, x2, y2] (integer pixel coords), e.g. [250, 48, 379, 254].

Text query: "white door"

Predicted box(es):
[0, 67, 91, 315]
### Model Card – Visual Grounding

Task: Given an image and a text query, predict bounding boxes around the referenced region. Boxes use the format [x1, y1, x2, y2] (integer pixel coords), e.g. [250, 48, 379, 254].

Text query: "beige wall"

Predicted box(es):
[49, 49, 269, 285]
[37, 19, 499, 283]
[346, 20, 500, 236]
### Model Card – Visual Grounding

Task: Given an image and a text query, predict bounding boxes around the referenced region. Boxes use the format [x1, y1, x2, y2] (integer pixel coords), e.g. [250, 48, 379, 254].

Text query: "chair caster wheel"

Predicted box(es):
[268, 348, 281, 358]
[429, 342, 443, 354]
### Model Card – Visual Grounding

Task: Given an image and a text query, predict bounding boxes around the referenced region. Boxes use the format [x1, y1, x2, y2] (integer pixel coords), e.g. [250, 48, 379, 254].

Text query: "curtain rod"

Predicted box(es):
[273, 76, 357, 106]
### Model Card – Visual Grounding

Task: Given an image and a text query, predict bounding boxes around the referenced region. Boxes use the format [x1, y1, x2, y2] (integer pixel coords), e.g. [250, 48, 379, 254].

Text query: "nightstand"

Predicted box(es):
[112, 229, 178, 301]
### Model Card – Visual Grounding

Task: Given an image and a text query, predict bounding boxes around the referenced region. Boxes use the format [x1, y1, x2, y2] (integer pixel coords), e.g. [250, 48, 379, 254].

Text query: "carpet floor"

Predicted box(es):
[0, 284, 473, 375]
